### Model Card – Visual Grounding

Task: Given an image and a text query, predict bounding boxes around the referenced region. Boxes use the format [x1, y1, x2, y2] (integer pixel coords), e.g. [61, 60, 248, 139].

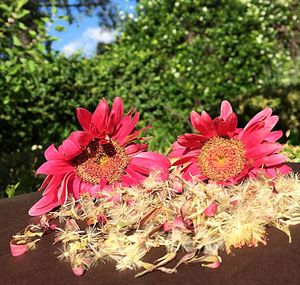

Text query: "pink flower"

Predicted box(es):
[169, 101, 291, 185]
[29, 98, 170, 216]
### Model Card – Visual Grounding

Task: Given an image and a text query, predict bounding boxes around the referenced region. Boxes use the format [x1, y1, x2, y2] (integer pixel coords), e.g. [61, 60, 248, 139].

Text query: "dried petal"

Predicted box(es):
[72, 265, 85, 276]
[203, 201, 218, 217]
[10, 241, 28, 257]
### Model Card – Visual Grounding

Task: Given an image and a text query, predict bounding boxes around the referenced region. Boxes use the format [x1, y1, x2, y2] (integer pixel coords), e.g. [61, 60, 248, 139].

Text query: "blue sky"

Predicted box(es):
[48, 0, 136, 56]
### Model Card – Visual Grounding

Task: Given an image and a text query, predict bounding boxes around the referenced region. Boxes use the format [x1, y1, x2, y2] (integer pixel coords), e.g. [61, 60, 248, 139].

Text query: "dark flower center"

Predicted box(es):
[72, 140, 128, 184]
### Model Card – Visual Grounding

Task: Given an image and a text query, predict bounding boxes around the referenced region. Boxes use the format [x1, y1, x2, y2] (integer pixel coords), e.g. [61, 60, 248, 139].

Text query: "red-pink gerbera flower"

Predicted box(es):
[29, 97, 170, 216]
[169, 101, 291, 185]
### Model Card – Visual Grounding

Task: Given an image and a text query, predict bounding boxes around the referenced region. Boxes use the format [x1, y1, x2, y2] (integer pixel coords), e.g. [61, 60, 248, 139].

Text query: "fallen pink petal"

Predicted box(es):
[72, 266, 85, 276]
[10, 241, 28, 257]
[203, 201, 218, 217]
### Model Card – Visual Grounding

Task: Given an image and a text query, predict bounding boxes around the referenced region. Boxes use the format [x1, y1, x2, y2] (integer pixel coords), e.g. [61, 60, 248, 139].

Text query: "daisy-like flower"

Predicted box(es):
[169, 101, 291, 185]
[29, 97, 170, 216]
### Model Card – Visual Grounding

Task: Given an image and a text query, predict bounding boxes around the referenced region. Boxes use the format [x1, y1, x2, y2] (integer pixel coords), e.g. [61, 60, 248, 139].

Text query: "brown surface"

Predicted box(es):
[1, 163, 300, 285]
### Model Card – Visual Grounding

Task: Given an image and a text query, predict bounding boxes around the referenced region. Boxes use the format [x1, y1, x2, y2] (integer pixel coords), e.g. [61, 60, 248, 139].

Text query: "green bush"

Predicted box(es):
[100, 0, 300, 148]
[283, 143, 300, 163]
[0, 0, 299, 196]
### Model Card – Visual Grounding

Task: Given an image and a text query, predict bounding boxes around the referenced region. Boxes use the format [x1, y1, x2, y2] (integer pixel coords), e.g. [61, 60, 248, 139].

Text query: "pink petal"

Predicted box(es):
[173, 156, 197, 166]
[135, 152, 171, 168]
[220, 100, 233, 120]
[43, 175, 62, 196]
[111, 97, 124, 126]
[68, 131, 92, 148]
[88, 185, 100, 197]
[228, 165, 249, 184]
[203, 201, 218, 217]
[76, 108, 92, 132]
[264, 115, 279, 130]
[169, 142, 188, 158]
[91, 98, 109, 136]
[44, 144, 63, 160]
[239, 120, 265, 139]
[241, 123, 270, 149]
[106, 193, 121, 203]
[125, 166, 147, 182]
[205, 261, 221, 269]
[38, 175, 52, 192]
[58, 139, 81, 159]
[216, 121, 230, 137]
[197, 254, 222, 269]
[127, 162, 151, 176]
[171, 178, 183, 193]
[130, 158, 170, 181]
[50, 224, 57, 230]
[79, 182, 93, 194]
[28, 192, 61, 216]
[190, 111, 201, 129]
[36, 190, 58, 209]
[57, 172, 74, 203]
[163, 221, 173, 232]
[37, 161, 74, 175]
[253, 153, 287, 168]
[179, 148, 201, 158]
[246, 142, 282, 159]
[173, 216, 189, 231]
[264, 130, 283, 143]
[266, 168, 277, 178]
[242, 108, 272, 132]
[190, 111, 216, 137]
[10, 241, 28, 257]
[178, 133, 206, 148]
[117, 112, 139, 140]
[97, 213, 108, 225]
[226, 113, 238, 133]
[72, 176, 81, 199]
[72, 265, 85, 276]
[181, 163, 194, 181]
[278, 164, 292, 175]
[125, 143, 148, 155]
[114, 110, 133, 136]
[121, 174, 140, 186]
[99, 177, 108, 189]
[181, 163, 205, 181]
[117, 126, 151, 146]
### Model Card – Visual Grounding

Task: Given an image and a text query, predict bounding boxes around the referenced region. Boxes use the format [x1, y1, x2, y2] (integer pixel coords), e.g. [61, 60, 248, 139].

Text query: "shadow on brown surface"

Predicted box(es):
[0, 163, 299, 285]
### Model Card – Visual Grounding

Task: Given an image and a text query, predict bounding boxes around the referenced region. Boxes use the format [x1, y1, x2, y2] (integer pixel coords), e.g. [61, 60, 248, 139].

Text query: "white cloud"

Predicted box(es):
[62, 27, 116, 56]
[62, 41, 82, 57]
[83, 27, 116, 43]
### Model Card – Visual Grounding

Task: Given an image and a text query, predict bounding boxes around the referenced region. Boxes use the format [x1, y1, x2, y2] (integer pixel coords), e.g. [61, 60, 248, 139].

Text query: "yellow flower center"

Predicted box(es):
[73, 140, 128, 184]
[198, 137, 245, 182]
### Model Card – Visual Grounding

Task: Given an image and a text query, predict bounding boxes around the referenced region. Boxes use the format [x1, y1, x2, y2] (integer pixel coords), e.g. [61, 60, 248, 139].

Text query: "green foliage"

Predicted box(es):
[0, 149, 43, 198]
[0, 0, 299, 196]
[5, 182, 20, 198]
[93, 0, 300, 149]
[283, 144, 300, 163]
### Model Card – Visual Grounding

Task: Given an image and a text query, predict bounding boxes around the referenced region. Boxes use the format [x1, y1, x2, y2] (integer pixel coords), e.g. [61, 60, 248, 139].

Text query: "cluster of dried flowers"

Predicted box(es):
[10, 97, 300, 277]
[11, 173, 300, 276]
